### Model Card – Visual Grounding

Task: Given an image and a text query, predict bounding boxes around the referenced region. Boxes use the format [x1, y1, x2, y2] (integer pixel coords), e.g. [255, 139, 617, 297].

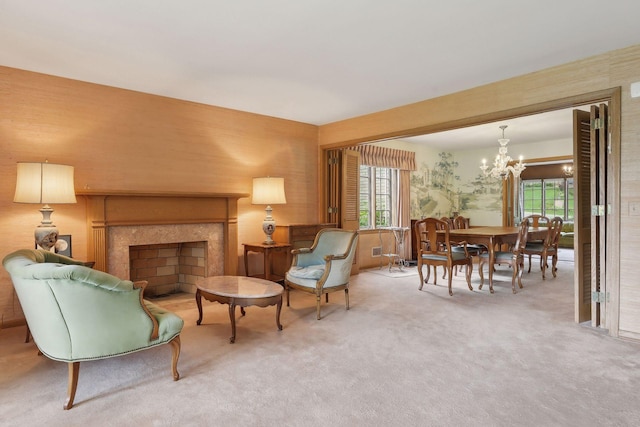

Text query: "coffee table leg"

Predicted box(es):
[196, 290, 203, 325]
[276, 296, 283, 331]
[228, 302, 236, 344]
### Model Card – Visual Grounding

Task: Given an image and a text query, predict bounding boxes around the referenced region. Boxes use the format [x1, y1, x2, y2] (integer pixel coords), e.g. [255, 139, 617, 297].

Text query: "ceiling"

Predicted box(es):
[1, 1, 639, 146]
[399, 106, 589, 150]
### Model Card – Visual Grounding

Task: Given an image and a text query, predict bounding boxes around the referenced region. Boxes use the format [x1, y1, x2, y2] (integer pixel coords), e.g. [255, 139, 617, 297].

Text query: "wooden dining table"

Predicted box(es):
[446, 226, 548, 292]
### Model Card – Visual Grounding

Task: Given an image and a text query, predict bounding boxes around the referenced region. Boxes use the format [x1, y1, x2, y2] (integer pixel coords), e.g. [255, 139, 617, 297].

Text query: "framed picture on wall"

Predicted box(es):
[56, 235, 72, 257]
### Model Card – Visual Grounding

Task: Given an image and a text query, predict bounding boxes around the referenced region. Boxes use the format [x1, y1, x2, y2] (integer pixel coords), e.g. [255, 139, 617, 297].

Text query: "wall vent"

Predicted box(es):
[372, 246, 382, 257]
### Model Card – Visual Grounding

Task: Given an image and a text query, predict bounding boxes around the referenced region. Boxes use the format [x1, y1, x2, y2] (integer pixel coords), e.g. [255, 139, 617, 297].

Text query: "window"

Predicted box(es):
[522, 177, 574, 221]
[359, 165, 398, 229]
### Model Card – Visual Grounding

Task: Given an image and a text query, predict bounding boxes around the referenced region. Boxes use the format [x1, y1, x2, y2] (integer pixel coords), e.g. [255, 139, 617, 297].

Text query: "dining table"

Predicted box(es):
[446, 226, 548, 292]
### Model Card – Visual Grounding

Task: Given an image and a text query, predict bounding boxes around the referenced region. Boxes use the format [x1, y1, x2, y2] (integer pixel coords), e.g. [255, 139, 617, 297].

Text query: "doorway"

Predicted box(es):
[321, 88, 621, 334]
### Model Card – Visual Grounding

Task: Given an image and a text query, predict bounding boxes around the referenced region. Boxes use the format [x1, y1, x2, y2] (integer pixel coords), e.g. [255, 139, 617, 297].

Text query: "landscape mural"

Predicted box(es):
[410, 151, 503, 225]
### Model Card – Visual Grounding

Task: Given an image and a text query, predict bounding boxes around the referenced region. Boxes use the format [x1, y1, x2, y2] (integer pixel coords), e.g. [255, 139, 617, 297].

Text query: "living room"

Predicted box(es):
[2, 2, 640, 425]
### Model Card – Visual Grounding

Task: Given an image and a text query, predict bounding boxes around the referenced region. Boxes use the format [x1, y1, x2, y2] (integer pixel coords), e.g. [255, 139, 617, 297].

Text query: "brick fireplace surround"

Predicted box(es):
[79, 191, 248, 294]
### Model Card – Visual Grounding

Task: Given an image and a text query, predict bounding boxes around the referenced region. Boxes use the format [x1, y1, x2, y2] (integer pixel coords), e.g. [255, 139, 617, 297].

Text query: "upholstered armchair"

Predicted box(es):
[2, 249, 184, 410]
[284, 228, 358, 320]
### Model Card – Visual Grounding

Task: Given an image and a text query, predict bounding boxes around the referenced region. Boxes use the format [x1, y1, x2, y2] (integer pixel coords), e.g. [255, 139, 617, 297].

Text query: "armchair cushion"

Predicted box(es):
[287, 264, 325, 280]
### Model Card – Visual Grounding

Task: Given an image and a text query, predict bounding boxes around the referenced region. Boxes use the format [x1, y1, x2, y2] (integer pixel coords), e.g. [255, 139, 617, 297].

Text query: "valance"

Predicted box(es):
[349, 145, 416, 171]
[520, 163, 572, 180]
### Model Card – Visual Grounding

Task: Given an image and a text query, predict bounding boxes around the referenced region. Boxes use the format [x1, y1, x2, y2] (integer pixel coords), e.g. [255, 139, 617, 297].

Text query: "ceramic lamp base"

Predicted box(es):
[262, 205, 276, 244]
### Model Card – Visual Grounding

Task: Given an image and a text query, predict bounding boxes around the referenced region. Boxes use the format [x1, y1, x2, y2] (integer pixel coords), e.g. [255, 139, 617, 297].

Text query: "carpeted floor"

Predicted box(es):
[1, 250, 639, 426]
[364, 265, 418, 278]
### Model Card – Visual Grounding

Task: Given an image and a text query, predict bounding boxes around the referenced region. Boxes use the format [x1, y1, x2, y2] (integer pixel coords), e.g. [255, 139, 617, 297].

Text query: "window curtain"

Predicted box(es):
[352, 145, 415, 260]
[398, 170, 412, 260]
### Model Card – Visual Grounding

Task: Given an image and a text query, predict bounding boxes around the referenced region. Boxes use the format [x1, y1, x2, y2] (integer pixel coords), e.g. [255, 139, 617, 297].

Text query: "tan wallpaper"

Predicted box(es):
[0, 66, 319, 326]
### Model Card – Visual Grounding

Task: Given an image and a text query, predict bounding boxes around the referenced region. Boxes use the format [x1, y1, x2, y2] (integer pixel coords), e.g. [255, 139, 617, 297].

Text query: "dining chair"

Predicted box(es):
[414, 217, 474, 296]
[523, 214, 550, 227]
[524, 216, 564, 279]
[523, 214, 550, 244]
[452, 215, 488, 255]
[478, 219, 529, 293]
[447, 215, 485, 278]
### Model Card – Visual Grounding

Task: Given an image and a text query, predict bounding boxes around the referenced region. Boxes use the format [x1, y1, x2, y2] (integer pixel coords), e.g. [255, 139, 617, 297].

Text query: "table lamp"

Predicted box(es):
[13, 161, 77, 251]
[252, 177, 286, 244]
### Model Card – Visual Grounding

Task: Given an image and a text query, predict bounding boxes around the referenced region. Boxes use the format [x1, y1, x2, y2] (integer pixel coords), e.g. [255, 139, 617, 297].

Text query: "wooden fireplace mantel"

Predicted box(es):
[78, 190, 249, 275]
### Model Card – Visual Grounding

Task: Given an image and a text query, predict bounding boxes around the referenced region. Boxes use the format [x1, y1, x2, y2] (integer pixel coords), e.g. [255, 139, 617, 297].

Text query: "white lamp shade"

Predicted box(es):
[14, 162, 77, 204]
[252, 177, 286, 205]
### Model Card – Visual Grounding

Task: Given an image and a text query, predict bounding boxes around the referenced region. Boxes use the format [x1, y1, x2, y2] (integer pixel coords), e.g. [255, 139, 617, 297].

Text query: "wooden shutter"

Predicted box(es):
[341, 149, 360, 231]
[326, 149, 340, 225]
[574, 109, 592, 323]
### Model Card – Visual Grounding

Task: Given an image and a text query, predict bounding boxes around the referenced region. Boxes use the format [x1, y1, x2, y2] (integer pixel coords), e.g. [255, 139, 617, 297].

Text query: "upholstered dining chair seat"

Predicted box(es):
[452, 244, 485, 255]
[524, 242, 545, 252]
[422, 252, 469, 262]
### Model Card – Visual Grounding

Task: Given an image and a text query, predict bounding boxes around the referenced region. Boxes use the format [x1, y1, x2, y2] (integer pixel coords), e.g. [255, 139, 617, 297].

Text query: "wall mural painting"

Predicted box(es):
[410, 151, 502, 223]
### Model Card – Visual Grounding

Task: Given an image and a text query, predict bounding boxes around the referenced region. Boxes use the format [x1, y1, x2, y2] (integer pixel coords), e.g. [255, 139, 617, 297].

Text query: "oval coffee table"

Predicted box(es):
[195, 275, 283, 343]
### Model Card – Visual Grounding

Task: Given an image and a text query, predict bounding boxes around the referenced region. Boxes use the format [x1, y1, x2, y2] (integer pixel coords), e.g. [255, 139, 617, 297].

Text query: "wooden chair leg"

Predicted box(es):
[25, 326, 31, 343]
[64, 362, 80, 410]
[169, 335, 181, 381]
[518, 259, 525, 289]
[465, 264, 473, 291]
[316, 295, 322, 320]
[345, 288, 349, 310]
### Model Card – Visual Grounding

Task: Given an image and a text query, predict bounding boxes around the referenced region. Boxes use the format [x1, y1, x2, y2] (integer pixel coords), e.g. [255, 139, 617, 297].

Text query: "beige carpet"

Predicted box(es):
[364, 265, 418, 278]
[1, 250, 640, 426]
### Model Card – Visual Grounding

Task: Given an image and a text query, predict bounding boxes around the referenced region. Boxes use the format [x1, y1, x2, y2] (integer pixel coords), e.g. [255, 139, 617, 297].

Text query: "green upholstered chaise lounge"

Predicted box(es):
[2, 249, 184, 410]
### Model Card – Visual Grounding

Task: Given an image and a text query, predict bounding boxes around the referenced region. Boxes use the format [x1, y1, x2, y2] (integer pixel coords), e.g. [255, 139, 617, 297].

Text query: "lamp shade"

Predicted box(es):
[14, 162, 77, 204]
[252, 177, 286, 205]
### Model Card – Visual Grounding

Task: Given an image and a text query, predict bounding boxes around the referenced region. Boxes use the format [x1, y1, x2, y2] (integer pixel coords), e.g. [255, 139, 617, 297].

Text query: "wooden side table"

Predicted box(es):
[243, 242, 292, 282]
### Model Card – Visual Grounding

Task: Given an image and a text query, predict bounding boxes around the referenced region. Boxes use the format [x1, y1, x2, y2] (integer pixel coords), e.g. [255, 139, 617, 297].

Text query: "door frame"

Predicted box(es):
[320, 87, 621, 336]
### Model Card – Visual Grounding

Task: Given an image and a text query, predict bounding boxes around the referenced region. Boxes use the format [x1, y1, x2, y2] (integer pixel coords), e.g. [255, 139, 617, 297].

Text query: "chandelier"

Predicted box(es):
[480, 125, 526, 180]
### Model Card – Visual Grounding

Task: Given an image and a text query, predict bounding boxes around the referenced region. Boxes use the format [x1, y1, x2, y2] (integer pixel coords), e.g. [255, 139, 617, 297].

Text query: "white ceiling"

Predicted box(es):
[400, 106, 589, 150]
[1, 1, 639, 146]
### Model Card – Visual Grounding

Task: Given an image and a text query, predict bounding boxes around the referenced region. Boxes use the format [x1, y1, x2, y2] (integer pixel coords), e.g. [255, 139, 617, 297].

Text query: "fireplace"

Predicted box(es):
[80, 191, 248, 287]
